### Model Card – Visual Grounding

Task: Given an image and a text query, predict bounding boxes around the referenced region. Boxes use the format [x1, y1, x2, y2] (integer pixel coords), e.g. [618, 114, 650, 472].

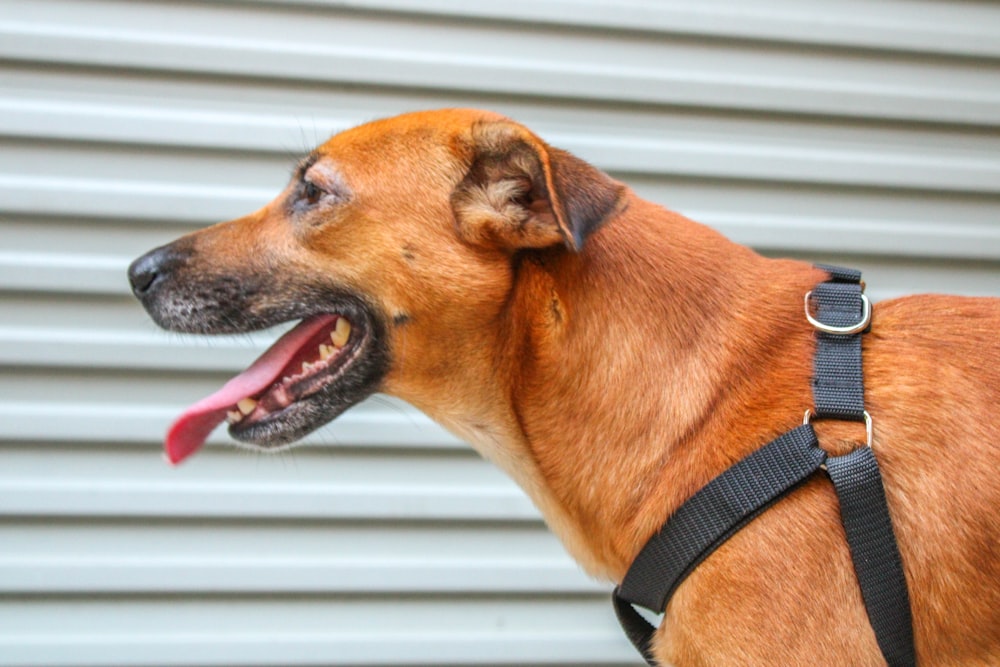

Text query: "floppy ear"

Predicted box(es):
[451, 121, 626, 252]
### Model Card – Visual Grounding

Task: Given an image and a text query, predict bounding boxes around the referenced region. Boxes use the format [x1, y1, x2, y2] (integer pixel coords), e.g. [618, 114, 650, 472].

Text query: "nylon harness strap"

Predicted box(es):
[613, 265, 916, 667]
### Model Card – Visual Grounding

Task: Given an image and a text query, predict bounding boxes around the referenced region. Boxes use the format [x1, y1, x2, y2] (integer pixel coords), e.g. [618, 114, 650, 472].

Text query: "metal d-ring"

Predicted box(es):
[804, 292, 871, 336]
[803, 409, 873, 449]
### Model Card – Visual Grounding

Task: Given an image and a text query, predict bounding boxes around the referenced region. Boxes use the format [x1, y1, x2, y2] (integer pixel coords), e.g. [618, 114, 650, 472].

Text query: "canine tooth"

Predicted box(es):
[319, 344, 334, 361]
[237, 398, 257, 415]
[226, 410, 243, 424]
[331, 318, 351, 347]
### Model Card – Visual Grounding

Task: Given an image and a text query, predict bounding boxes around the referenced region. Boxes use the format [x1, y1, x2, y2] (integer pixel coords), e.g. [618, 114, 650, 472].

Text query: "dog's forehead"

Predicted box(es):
[321, 109, 508, 159]
[306, 109, 510, 188]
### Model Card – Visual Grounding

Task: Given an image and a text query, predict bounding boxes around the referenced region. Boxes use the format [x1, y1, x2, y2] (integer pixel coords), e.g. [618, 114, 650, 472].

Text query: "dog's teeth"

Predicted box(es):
[302, 361, 314, 373]
[319, 344, 335, 361]
[237, 398, 257, 416]
[331, 318, 351, 348]
[226, 410, 244, 424]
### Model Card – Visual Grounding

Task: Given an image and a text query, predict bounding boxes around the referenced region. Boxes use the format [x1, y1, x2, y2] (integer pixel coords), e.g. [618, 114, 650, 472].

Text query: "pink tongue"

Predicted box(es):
[164, 314, 337, 465]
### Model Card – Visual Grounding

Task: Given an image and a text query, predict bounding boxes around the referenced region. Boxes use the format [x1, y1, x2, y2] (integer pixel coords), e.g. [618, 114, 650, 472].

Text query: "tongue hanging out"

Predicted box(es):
[164, 314, 352, 465]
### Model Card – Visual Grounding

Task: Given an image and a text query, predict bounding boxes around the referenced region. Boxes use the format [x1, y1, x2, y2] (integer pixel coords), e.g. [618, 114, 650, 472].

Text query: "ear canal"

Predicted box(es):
[451, 121, 626, 252]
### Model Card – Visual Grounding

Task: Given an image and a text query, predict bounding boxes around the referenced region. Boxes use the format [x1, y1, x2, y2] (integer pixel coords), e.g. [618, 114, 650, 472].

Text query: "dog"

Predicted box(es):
[128, 109, 1000, 665]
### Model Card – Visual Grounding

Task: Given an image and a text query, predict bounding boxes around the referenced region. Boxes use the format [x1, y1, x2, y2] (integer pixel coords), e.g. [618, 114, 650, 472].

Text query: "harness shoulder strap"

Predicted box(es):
[617, 425, 826, 611]
[828, 448, 915, 666]
[614, 425, 826, 664]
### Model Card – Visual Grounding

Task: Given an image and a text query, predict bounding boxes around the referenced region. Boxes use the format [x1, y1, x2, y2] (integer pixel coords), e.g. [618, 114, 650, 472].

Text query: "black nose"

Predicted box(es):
[128, 244, 190, 299]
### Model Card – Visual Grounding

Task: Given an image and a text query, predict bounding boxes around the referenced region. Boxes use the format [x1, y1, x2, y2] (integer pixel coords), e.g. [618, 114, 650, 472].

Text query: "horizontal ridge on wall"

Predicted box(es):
[1, 0, 999, 125]
[0, 596, 638, 666]
[246, 0, 1000, 58]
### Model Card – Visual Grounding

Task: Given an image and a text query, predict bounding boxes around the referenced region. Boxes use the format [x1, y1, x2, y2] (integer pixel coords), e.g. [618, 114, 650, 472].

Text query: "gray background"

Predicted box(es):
[1, 1, 998, 665]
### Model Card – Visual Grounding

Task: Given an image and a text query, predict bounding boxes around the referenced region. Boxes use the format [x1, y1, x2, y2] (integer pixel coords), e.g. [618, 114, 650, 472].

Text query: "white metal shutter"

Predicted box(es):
[0, 1, 997, 665]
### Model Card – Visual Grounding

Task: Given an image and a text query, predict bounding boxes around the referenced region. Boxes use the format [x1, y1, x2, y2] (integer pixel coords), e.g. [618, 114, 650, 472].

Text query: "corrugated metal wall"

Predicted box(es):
[1, 1, 997, 665]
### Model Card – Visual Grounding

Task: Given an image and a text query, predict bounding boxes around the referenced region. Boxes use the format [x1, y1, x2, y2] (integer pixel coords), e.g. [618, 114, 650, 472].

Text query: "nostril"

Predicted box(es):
[128, 244, 191, 299]
[128, 261, 157, 295]
[128, 254, 161, 297]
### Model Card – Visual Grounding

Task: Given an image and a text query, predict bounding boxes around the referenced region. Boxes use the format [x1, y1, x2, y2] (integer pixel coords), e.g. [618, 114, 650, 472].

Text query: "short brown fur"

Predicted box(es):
[139, 109, 1000, 665]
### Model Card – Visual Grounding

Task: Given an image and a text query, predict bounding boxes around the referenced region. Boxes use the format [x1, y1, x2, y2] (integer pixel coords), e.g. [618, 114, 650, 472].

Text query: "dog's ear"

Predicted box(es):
[451, 121, 625, 251]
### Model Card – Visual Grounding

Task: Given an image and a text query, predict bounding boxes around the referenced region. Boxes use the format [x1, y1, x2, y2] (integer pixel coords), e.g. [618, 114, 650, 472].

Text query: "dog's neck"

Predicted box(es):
[490, 197, 826, 580]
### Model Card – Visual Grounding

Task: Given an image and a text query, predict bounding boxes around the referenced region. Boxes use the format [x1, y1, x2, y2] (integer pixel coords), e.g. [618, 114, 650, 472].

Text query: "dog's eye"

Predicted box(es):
[302, 179, 324, 206]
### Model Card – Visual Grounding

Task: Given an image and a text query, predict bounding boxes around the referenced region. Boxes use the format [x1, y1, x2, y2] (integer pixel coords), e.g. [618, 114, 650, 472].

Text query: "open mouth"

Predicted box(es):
[164, 304, 387, 465]
[226, 314, 358, 431]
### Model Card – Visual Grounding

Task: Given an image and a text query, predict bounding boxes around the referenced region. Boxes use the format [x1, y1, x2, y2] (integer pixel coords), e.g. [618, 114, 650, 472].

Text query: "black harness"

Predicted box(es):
[613, 265, 916, 666]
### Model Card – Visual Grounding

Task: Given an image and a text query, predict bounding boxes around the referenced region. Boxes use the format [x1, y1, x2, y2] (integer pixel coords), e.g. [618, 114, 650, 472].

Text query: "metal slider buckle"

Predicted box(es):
[804, 291, 871, 335]
[803, 409, 873, 449]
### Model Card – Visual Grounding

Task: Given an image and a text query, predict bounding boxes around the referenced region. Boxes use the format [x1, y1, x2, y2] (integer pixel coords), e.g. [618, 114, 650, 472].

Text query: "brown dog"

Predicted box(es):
[129, 109, 1000, 665]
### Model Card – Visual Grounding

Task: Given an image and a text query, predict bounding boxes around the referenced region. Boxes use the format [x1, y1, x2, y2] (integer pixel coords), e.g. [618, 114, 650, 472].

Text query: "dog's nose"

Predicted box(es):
[128, 244, 190, 299]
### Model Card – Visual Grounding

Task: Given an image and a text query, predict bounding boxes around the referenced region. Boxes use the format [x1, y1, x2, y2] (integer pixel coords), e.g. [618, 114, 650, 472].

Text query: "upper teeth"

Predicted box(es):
[331, 318, 351, 347]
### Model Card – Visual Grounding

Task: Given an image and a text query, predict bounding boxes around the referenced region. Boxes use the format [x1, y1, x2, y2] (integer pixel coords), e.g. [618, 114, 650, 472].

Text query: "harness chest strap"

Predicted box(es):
[613, 265, 916, 667]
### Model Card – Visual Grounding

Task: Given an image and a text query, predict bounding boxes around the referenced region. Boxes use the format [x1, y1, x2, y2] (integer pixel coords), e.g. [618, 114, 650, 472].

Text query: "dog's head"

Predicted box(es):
[129, 109, 626, 463]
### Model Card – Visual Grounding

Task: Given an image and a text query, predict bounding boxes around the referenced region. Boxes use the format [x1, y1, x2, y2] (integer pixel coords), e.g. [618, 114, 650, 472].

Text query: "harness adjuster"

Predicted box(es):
[804, 290, 871, 335]
[804, 409, 874, 449]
